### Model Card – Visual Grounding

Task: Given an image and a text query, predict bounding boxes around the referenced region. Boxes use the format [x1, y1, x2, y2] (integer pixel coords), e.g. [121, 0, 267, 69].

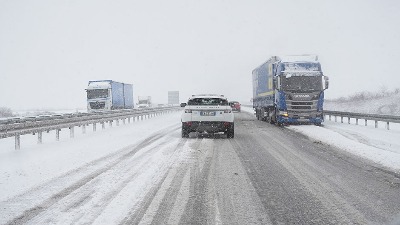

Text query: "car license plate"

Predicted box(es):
[200, 111, 216, 116]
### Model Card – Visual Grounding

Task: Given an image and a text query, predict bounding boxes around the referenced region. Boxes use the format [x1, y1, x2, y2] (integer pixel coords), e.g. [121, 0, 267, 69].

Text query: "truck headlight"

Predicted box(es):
[279, 111, 288, 117]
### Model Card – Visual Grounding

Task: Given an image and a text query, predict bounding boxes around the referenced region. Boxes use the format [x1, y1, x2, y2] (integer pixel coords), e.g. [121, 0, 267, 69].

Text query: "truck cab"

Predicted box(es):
[86, 81, 112, 111]
[273, 59, 329, 125]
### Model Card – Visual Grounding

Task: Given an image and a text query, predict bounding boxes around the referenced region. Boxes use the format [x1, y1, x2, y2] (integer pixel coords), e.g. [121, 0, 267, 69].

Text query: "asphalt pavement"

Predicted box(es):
[2, 112, 400, 225]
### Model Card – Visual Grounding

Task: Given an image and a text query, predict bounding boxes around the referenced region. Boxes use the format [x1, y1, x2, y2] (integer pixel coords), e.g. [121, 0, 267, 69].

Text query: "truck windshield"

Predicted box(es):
[282, 62, 321, 72]
[87, 89, 108, 99]
[281, 75, 322, 92]
[188, 98, 228, 106]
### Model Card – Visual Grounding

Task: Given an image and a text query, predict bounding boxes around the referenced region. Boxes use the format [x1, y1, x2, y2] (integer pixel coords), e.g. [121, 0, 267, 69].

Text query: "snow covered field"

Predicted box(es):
[325, 93, 400, 115]
[0, 111, 183, 202]
[241, 107, 400, 172]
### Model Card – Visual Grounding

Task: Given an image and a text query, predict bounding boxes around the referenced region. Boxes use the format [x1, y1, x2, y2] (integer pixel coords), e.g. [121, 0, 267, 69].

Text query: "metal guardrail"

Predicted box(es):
[0, 107, 181, 150]
[324, 110, 400, 130]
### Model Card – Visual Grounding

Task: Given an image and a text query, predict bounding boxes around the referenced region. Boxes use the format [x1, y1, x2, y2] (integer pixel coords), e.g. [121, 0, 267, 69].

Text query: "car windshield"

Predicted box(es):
[188, 98, 228, 106]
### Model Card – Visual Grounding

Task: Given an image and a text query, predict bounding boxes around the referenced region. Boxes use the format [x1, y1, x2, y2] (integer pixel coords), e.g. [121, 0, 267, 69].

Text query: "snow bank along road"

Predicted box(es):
[1, 112, 400, 224]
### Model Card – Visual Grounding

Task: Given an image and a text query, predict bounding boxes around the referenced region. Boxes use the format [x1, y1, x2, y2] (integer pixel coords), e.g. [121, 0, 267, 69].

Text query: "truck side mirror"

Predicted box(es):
[323, 76, 329, 90]
[274, 77, 281, 90]
[180, 103, 187, 107]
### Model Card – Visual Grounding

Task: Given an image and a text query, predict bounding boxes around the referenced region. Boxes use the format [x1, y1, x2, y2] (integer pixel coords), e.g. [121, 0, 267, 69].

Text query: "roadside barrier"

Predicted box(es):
[0, 107, 180, 150]
[324, 110, 400, 130]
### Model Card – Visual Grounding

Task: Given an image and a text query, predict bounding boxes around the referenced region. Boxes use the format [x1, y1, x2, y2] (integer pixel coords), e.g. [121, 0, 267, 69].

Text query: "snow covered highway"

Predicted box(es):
[1, 111, 400, 224]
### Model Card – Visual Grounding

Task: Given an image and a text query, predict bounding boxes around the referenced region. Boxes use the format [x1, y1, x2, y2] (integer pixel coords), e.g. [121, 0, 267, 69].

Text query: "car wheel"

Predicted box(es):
[227, 124, 234, 138]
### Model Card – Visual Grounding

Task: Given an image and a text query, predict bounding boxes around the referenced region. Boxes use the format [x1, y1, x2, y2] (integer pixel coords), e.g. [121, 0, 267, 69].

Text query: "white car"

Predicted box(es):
[181, 94, 234, 138]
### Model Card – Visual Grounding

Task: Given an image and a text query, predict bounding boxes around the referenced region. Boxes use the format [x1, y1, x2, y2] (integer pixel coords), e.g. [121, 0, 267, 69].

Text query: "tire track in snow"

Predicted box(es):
[2, 124, 180, 225]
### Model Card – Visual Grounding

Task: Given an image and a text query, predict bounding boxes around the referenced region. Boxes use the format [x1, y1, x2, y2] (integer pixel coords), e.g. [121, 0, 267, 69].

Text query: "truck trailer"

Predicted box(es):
[252, 55, 329, 125]
[86, 80, 134, 111]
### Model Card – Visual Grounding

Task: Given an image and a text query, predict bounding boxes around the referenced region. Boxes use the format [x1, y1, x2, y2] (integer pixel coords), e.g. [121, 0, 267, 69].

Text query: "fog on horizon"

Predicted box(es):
[1, 0, 400, 110]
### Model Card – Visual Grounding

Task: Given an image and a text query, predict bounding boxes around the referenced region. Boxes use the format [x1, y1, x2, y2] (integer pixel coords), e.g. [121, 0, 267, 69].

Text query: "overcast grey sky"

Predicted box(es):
[1, 0, 400, 110]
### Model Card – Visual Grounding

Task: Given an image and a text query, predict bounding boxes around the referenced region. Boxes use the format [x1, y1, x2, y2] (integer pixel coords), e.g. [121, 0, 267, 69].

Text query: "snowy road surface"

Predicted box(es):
[1, 111, 400, 224]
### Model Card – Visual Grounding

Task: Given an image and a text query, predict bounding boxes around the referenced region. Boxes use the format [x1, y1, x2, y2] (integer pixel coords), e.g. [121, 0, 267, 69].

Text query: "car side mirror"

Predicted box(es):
[180, 103, 187, 107]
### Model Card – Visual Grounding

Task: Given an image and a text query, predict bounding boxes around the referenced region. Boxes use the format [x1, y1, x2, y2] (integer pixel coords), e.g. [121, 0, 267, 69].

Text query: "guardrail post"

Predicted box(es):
[102, 122, 105, 129]
[375, 120, 378, 128]
[356, 118, 359, 125]
[109, 121, 113, 127]
[335, 116, 337, 122]
[56, 129, 60, 141]
[82, 125, 86, 134]
[329, 115, 331, 121]
[116, 119, 120, 126]
[128, 117, 131, 123]
[386, 122, 390, 130]
[348, 117, 350, 124]
[38, 131, 43, 144]
[93, 123, 97, 132]
[123, 118, 126, 124]
[70, 127, 74, 138]
[15, 134, 21, 150]
[341, 116, 343, 123]
[365, 119, 367, 126]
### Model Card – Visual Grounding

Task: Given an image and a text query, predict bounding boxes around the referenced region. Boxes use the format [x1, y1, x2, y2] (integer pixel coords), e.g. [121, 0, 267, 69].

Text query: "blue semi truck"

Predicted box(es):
[252, 55, 329, 125]
[86, 80, 134, 111]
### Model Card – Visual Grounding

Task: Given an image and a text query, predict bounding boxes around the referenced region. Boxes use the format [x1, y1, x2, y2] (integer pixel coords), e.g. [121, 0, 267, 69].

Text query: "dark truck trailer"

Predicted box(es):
[252, 55, 329, 125]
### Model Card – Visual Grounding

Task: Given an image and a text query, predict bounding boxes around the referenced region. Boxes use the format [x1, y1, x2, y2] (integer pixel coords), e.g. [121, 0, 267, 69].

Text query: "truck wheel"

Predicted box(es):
[181, 126, 189, 138]
[270, 111, 276, 124]
[227, 124, 234, 138]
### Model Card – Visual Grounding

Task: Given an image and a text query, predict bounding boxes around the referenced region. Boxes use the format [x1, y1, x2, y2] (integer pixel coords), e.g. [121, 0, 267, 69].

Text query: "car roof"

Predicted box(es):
[189, 94, 227, 100]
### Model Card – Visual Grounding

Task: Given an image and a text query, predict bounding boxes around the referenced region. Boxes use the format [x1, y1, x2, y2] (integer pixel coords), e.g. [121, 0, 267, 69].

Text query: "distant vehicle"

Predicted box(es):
[86, 80, 134, 111]
[0, 118, 11, 125]
[24, 116, 38, 122]
[137, 96, 152, 108]
[180, 94, 234, 138]
[252, 55, 329, 126]
[229, 101, 241, 112]
[51, 114, 64, 120]
[35, 115, 53, 121]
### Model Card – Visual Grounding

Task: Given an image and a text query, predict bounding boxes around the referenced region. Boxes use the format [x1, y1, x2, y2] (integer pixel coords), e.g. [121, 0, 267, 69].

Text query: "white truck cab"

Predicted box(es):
[181, 94, 234, 138]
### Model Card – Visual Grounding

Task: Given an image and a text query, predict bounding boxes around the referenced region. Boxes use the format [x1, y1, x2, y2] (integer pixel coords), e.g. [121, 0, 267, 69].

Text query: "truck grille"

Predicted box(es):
[286, 100, 318, 116]
[90, 102, 105, 109]
[292, 105, 312, 110]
